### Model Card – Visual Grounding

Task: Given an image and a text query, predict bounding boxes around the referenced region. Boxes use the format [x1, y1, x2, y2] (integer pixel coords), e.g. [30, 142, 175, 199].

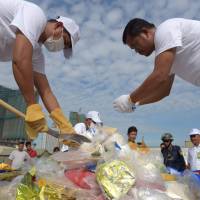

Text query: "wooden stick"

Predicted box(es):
[0, 99, 25, 118]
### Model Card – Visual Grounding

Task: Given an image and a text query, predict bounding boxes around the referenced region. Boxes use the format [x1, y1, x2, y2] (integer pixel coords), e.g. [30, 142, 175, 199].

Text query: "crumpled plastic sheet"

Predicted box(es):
[165, 181, 193, 200]
[129, 151, 166, 191]
[65, 169, 99, 190]
[34, 157, 76, 190]
[0, 175, 24, 200]
[96, 160, 136, 199]
[178, 170, 200, 200]
[50, 150, 99, 170]
[121, 188, 182, 200]
[15, 167, 78, 200]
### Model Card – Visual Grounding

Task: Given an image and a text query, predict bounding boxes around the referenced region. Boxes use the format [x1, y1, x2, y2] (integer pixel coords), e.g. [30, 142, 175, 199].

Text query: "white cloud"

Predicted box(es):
[0, 0, 200, 146]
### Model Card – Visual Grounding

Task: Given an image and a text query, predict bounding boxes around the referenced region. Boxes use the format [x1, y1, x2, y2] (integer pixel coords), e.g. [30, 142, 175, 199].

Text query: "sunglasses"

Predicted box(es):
[190, 134, 198, 138]
[163, 140, 171, 143]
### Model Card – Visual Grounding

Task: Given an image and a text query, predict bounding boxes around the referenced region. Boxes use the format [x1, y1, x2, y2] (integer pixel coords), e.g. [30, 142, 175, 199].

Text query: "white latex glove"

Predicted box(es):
[113, 94, 139, 113]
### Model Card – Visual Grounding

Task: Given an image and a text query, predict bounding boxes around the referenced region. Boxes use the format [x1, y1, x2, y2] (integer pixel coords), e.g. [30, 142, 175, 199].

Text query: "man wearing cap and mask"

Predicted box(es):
[0, 0, 80, 136]
[188, 129, 200, 172]
[74, 111, 103, 140]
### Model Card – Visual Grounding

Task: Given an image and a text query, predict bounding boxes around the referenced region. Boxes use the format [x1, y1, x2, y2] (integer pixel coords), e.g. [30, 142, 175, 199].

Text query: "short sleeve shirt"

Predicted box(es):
[188, 145, 200, 171]
[74, 123, 96, 140]
[0, 0, 46, 74]
[9, 150, 30, 169]
[155, 18, 200, 86]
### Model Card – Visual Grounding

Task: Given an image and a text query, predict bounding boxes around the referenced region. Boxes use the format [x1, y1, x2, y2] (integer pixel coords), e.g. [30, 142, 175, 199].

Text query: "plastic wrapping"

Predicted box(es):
[130, 151, 166, 191]
[0, 175, 24, 200]
[0, 163, 12, 170]
[16, 168, 40, 200]
[165, 181, 192, 200]
[51, 150, 100, 169]
[121, 187, 181, 200]
[96, 160, 136, 199]
[65, 169, 96, 189]
[179, 170, 200, 200]
[0, 170, 22, 181]
[15, 167, 77, 200]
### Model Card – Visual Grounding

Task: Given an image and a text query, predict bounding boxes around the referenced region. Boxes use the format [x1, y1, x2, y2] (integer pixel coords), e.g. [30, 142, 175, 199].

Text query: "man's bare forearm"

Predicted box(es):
[130, 71, 169, 103]
[33, 72, 60, 113]
[12, 31, 36, 106]
[39, 88, 60, 112]
[138, 74, 174, 105]
[12, 60, 35, 106]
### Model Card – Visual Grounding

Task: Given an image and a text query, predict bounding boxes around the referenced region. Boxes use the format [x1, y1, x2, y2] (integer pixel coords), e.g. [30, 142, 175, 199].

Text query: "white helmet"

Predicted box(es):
[86, 111, 102, 123]
[189, 128, 200, 136]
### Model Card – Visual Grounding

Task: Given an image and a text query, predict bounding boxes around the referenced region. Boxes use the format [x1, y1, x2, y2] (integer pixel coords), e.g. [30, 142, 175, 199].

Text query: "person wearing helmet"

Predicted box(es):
[0, 0, 80, 138]
[74, 111, 103, 140]
[161, 133, 186, 173]
[187, 129, 200, 172]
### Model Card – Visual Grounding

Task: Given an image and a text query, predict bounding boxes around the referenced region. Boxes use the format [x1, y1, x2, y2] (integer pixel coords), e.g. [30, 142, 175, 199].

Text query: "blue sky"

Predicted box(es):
[0, 0, 200, 146]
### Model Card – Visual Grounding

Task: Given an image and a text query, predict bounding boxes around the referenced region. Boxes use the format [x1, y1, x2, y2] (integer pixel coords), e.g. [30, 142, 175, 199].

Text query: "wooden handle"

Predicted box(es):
[0, 99, 25, 118]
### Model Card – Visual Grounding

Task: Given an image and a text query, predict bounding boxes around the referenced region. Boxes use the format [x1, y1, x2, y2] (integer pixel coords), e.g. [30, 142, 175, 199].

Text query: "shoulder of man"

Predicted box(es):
[157, 18, 179, 30]
[173, 145, 184, 155]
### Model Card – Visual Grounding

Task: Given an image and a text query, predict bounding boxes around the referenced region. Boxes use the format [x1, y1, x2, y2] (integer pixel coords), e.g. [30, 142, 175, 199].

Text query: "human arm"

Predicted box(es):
[7, 152, 14, 166]
[130, 48, 176, 105]
[12, 30, 35, 106]
[33, 72, 60, 112]
[113, 48, 176, 112]
[7, 159, 12, 166]
[178, 147, 187, 168]
[33, 72, 74, 134]
[187, 149, 191, 170]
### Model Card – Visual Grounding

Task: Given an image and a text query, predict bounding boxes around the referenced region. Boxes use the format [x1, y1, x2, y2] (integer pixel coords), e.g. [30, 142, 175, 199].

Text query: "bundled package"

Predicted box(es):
[96, 160, 136, 199]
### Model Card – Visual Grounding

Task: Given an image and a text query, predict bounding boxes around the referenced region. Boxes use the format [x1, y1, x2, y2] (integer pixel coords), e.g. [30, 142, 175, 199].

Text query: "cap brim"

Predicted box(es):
[93, 117, 102, 123]
[63, 35, 74, 59]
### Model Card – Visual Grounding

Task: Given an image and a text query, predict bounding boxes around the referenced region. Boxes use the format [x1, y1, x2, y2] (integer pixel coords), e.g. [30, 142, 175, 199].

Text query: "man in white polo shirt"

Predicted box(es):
[188, 128, 200, 172]
[8, 141, 30, 170]
[113, 18, 200, 112]
[0, 0, 80, 137]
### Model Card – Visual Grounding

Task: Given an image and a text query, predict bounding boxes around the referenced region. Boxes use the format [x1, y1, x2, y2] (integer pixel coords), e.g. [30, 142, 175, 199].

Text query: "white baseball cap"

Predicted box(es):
[189, 128, 200, 136]
[86, 111, 102, 123]
[56, 16, 80, 59]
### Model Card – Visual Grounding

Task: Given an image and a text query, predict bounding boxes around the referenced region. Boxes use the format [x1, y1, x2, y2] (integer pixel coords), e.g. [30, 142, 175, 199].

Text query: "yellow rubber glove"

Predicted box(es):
[25, 104, 48, 135]
[50, 108, 75, 134]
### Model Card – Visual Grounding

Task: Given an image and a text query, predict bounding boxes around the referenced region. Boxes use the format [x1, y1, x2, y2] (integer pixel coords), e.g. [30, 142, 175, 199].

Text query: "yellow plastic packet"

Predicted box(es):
[0, 163, 12, 170]
[96, 160, 136, 199]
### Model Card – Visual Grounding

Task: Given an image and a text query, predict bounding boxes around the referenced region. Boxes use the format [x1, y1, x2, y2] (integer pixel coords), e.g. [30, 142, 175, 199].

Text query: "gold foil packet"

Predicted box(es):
[96, 160, 136, 199]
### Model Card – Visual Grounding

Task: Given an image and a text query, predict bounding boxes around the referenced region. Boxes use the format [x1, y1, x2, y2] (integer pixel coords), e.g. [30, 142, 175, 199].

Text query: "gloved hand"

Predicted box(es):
[50, 108, 75, 134]
[113, 94, 139, 113]
[25, 104, 48, 135]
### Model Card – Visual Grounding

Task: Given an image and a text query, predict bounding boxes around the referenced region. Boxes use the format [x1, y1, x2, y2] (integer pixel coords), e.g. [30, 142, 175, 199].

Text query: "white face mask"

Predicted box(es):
[89, 122, 96, 129]
[44, 35, 65, 52]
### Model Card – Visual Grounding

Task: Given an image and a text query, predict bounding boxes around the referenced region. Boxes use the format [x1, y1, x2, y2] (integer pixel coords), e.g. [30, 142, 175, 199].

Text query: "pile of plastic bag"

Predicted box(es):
[0, 126, 199, 200]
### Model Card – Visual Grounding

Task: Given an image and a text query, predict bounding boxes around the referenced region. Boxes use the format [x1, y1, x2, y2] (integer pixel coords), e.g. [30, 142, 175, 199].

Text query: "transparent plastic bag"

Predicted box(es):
[0, 175, 24, 200]
[122, 187, 181, 200]
[51, 150, 99, 169]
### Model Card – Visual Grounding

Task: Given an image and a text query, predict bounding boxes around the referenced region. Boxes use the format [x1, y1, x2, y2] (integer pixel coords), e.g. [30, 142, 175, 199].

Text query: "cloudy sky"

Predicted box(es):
[0, 0, 200, 146]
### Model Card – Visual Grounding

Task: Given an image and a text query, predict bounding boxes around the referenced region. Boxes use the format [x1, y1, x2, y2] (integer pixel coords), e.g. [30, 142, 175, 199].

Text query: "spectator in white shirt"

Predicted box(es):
[187, 129, 200, 171]
[8, 141, 30, 170]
